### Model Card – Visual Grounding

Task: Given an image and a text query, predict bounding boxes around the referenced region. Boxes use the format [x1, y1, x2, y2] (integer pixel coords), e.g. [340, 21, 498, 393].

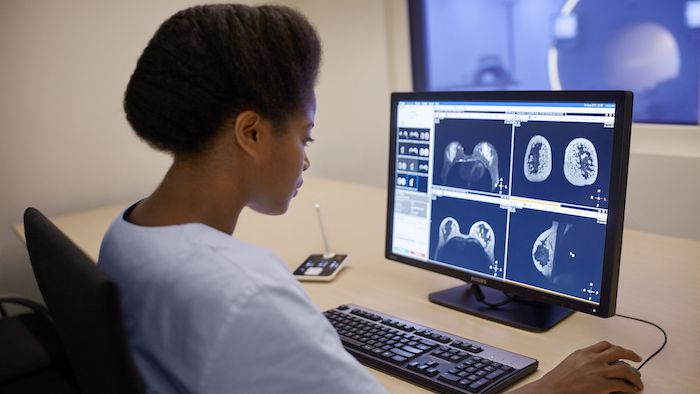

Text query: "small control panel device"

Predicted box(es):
[294, 204, 348, 282]
[293, 253, 348, 281]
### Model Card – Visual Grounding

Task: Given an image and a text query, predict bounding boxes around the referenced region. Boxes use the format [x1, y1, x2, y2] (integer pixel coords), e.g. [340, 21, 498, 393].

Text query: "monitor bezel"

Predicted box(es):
[385, 90, 633, 318]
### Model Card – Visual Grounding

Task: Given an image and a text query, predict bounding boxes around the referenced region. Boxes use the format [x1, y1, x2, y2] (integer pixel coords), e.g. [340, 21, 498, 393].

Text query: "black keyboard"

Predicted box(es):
[324, 304, 538, 394]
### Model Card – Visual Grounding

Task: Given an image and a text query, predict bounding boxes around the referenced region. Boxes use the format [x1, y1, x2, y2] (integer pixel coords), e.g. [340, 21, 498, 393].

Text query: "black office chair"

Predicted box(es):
[0, 295, 78, 393]
[23, 207, 146, 394]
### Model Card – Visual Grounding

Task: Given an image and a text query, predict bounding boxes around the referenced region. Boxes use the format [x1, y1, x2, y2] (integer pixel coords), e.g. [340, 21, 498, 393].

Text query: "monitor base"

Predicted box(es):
[429, 284, 574, 332]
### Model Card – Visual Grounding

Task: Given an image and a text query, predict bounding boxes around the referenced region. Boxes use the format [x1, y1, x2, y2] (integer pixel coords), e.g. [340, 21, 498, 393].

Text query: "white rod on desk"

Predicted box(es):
[315, 203, 335, 258]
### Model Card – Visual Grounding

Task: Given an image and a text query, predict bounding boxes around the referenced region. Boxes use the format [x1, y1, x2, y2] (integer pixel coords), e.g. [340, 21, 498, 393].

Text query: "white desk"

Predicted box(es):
[14, 176, 700, 393]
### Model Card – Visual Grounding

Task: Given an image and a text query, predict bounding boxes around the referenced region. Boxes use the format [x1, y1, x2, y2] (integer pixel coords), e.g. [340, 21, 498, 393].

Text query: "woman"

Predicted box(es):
[99, 4, 643, 393]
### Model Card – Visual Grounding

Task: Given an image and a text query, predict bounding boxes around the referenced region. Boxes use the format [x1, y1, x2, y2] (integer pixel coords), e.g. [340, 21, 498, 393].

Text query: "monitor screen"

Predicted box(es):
[385, 90, 633, 331]
[409, 0, 697, 124]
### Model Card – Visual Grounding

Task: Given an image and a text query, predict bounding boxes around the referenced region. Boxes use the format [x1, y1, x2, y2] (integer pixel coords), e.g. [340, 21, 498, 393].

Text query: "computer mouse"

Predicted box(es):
[609, 360, 642, 393]
[610, 360, 641, 377]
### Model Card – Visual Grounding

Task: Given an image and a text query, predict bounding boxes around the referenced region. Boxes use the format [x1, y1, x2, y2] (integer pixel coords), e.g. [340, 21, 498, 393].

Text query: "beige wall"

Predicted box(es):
[0, 0, 248, 303]
[1, 0, 698, 304]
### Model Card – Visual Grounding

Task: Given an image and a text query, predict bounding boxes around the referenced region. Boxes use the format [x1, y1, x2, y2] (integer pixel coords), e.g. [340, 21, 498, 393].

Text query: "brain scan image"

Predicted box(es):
[435, 217, 495, 265]
[524, 135, 552, 182]
[563, 138, 598, 186]
[440, 141, 500, 192]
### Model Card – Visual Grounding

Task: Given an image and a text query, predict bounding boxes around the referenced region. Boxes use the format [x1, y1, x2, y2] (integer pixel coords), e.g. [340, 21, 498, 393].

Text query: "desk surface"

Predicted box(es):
[14, 176, 700, 393]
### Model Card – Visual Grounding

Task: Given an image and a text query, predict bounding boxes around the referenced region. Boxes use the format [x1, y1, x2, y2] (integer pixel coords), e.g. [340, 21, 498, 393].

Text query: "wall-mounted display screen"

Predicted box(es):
[410, 0, 700, 124]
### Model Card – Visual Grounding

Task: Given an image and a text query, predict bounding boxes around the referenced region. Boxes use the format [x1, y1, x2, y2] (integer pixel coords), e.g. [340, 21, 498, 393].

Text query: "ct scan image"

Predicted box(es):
[429, 196, 508, 277]
[511, 121, 613, 208]
[432, 118, 512, 194]
[505, 209, 606, 303]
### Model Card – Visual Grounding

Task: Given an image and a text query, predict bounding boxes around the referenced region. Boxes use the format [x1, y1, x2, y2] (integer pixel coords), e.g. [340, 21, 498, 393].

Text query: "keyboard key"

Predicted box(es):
[390, 348, 414, 358]
[401, 345, 423, 354]
[420, 339, 437, 347]
[438, 372, 461, 385]
[424, 367, 439, 377]
[486, 369, 506, 380]
[380, 351, 394, 359]
[391, 355, 408, 364]
[468, 378, 491, 392]
[468, 345, 484, 353]
[435, 335, 452, 344]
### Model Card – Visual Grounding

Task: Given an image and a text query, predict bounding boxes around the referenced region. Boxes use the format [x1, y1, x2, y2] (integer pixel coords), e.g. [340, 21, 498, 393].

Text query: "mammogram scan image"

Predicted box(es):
[441, 141, 500, 192]
[524, 135, 552, 182]
[429, 196, 508, 276]
[531, 221, 572, 279]
[511, 121, 612, 208]
[564, 138, 598, 186]
[435, 217, 495, 268]
[432, 118, 512, 194]
[506, 209, 606, 302]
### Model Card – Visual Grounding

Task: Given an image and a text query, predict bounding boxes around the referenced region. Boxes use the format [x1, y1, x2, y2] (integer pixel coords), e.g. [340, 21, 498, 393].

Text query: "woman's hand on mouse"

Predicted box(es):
[514, 340, 643, 394]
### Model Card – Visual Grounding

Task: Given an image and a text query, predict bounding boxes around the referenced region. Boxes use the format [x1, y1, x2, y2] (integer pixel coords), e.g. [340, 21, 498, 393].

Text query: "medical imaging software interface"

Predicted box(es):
[391, 100, 615, 305]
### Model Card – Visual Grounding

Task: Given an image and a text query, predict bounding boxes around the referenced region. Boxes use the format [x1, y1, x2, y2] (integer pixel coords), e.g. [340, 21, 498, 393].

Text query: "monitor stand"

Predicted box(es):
[429, 283, 574, 332]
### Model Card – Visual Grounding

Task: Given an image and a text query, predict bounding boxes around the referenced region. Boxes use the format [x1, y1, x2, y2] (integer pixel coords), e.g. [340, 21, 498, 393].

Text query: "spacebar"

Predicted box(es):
[340, 336, 363, 349]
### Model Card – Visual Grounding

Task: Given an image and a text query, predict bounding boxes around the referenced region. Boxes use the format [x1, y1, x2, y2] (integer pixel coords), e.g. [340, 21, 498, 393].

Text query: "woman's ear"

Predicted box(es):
[233, 110, 263, 158]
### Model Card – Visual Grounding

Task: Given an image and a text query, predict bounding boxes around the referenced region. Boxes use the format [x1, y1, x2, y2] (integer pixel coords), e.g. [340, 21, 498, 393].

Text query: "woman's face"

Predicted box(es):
[248, 94, 316, 215]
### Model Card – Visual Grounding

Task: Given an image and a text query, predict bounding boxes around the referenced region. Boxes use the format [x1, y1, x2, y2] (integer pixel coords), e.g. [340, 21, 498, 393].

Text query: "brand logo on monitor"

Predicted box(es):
[471, 276, 487, 285]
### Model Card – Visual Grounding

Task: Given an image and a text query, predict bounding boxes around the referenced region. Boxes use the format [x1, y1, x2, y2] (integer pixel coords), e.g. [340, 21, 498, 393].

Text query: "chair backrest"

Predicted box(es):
[24, 207, 145, 394]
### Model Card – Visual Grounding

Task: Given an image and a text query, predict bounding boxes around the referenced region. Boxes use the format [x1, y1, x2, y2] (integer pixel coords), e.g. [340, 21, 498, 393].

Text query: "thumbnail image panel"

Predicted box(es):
[505, 209, 606, 303]
[429, 196, 508, 278]
[432, 119, 512, 194]
[512, 121, 613, 208]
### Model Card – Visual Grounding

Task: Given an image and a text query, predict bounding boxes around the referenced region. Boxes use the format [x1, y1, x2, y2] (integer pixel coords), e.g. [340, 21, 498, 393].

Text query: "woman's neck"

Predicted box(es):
[127, 156, 247, 235]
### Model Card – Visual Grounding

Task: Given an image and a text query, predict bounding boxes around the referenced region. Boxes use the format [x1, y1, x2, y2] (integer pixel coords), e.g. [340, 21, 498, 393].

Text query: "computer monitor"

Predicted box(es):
[385, 90, 633, 332]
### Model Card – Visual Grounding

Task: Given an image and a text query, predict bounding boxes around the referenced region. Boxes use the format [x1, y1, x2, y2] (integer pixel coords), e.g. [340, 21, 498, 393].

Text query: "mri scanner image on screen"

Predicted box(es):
[505, 209, 606, 302]
[524, 135, 599, 187]
[429, 197, 508, 277]
[524, 135, 553, 182]
[435, 217, 495, 265]
[432, 118, 512, 194]
[563, 138, 598, 186]
[531, 221, 570, 279]
[511, 121, 612, 208]
[415, 0, 699, 124]
[440, 141, 500, 192]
